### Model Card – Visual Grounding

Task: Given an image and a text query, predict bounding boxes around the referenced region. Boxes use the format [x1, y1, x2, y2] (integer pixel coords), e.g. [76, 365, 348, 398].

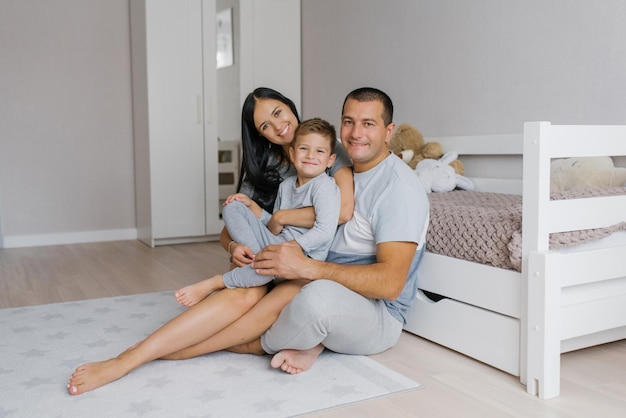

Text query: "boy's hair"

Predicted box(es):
[293, 118, 337, 153]
[342, 87, 393, 127]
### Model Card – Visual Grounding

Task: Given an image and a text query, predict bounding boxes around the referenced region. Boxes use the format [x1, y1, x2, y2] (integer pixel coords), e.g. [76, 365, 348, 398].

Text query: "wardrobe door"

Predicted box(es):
[133, 0, 219, 245]
[148, 0, 206, 239]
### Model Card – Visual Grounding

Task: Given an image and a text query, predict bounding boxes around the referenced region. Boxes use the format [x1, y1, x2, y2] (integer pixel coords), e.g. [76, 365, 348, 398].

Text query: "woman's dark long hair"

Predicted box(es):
[238, 87, 300, 212]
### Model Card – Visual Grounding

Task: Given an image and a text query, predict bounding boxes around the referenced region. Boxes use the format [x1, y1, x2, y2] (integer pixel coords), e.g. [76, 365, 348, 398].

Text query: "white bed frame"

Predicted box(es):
[403, 121, 626, 399]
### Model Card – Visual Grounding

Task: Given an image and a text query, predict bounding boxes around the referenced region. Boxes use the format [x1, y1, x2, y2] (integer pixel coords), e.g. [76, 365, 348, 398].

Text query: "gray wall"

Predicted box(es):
[301, 0, 626, 136]
[1, 0, 624, 247]
[0, 0, 135, 245]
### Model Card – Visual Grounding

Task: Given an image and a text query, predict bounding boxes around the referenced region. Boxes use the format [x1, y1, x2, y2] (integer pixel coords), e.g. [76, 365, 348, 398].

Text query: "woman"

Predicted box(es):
[67, 88, 354, 395]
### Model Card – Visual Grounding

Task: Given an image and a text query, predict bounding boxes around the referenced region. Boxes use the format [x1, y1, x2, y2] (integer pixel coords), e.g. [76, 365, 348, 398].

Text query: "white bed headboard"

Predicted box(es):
[426, 122, 626, 196]
[426, 133, 524, 194]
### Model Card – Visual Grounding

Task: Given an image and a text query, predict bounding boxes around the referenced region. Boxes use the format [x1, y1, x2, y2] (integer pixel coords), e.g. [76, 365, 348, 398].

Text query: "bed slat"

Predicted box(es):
[535, 247, 626, 287]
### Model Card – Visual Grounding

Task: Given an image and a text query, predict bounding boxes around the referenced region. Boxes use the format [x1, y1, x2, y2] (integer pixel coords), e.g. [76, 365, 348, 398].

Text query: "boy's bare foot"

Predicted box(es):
[175, 277, 220, 307]
[270, 344, 324, 374]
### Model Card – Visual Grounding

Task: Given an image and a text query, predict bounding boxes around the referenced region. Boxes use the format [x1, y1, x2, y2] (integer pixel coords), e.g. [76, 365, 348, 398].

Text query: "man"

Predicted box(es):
[252, 87, 430, 374]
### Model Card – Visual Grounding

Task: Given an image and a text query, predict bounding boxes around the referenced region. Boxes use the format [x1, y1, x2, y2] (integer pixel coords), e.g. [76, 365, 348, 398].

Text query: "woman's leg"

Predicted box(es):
[67, 286, 266, 395]
[161, 280, 308, 360]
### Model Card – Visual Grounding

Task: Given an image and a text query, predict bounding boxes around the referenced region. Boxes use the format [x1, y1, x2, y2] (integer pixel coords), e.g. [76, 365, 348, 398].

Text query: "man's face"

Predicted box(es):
[340, 98, 394, 173]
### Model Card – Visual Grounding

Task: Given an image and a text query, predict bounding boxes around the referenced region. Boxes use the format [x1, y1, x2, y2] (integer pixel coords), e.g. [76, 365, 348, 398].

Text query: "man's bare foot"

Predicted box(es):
[270, 344, 324, 374]
[175, 277, 221, 307]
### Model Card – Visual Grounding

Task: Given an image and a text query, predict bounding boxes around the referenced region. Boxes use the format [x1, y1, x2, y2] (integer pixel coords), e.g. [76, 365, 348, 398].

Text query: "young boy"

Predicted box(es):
[175, 118, 341, 306]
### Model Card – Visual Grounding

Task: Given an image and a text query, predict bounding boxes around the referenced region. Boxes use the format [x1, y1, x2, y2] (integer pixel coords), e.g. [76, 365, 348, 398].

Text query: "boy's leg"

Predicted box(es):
[222, 264, 275, 289]
[223, 201, 281, 253]
[175, 275, 225, 307]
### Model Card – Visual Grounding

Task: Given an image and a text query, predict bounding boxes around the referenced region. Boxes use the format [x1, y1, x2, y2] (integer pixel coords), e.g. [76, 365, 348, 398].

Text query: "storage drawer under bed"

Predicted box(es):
[404, 290, 520, 376]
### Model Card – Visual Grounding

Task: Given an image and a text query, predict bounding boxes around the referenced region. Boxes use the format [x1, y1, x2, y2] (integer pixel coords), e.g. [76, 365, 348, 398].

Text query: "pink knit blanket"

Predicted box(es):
[426, 188, 626, 272]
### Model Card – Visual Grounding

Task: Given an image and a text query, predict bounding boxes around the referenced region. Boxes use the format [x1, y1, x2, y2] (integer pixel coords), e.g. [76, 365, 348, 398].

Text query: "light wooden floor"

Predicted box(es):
[1, 240, 624, 417]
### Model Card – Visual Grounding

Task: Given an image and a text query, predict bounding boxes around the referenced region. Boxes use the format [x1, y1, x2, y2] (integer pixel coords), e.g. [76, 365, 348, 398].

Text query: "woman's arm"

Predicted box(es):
[220, 226, 233, 252]
[220, 226, 255, 267]
[332, 166, 354, 224]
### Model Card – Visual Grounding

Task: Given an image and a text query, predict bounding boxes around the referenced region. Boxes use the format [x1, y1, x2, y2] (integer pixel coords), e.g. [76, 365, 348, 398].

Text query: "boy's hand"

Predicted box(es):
[223, 193, 262, 218]
[267, 210, 285, 235]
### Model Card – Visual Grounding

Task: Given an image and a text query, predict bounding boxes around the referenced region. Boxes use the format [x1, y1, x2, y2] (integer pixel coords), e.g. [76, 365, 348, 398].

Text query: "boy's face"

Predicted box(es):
[289, 133, 336, 182]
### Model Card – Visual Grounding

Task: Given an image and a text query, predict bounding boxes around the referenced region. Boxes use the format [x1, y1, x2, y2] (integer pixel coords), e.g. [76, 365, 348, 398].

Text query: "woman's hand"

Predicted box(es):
[230, 242, 255, 267]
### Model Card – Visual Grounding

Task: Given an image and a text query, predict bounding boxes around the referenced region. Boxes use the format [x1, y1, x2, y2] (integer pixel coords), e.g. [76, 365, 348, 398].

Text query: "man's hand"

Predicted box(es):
[253, 241, 312, 279]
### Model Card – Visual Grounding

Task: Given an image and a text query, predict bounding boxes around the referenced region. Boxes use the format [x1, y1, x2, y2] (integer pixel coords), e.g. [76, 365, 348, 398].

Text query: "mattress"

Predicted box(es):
[426, 187, 626, 271]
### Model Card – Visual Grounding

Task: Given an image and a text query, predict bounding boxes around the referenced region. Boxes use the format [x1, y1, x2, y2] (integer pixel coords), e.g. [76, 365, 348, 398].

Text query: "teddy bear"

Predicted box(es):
[414, 152, 474, 193]
[389, 123, 465, 174]
[550, 156, 626, 193]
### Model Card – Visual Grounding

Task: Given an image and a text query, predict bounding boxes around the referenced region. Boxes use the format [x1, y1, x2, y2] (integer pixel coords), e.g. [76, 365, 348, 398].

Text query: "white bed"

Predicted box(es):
[402, 121, 626, 399]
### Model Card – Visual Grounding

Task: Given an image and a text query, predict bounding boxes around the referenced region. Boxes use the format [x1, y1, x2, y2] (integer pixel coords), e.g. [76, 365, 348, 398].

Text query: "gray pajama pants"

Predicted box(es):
[222, 200, 295, 288]
[260, 280, 403, 355]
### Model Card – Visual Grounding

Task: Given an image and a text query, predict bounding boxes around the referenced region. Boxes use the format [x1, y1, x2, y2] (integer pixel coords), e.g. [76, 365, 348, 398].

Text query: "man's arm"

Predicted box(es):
[252, 240, 417, 300]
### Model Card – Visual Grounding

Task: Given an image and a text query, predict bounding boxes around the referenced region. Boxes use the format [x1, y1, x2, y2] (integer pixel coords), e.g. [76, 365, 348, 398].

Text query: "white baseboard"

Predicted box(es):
[1, 228, 138, 249]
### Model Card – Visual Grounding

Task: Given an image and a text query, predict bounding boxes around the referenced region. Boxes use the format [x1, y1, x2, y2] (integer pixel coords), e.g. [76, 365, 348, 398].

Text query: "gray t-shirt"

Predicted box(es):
[259, 172, 340, 260]
[327, 152, 429, 323]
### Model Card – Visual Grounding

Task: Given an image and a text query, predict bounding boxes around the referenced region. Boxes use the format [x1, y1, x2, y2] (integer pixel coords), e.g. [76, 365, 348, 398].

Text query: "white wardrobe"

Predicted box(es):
[131, 0, 300, 247]
[131, 0, 220, 247]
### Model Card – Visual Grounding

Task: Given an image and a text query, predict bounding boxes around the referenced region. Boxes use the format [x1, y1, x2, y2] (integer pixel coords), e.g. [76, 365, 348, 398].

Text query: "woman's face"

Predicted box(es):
[253, 98, 299, 148]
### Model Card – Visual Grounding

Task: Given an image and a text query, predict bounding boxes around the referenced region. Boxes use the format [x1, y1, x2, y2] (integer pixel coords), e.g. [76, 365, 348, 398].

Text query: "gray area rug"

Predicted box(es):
[0, 291, 421, 417]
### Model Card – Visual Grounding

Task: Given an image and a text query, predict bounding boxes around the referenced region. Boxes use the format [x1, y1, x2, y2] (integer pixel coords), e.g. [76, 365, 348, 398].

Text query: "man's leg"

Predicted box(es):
[261, 280, 402, 373]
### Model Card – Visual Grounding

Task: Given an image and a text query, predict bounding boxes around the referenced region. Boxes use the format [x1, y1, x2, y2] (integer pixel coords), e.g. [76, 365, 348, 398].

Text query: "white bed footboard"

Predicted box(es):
[403, 122, 626, 400]
[523, 122, 626, 399]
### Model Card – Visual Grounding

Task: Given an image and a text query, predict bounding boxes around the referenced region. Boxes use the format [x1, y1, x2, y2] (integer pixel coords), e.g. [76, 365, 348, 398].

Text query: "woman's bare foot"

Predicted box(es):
[270, 344, 324, 374]
[175, 276, 222, 307]
[67, 341, 146, 396]
[67, 357, 130, 395]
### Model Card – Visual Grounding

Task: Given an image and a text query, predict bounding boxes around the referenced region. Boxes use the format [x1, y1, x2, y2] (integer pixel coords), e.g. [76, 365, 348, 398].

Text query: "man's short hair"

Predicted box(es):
[342, 87, 393, 126]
